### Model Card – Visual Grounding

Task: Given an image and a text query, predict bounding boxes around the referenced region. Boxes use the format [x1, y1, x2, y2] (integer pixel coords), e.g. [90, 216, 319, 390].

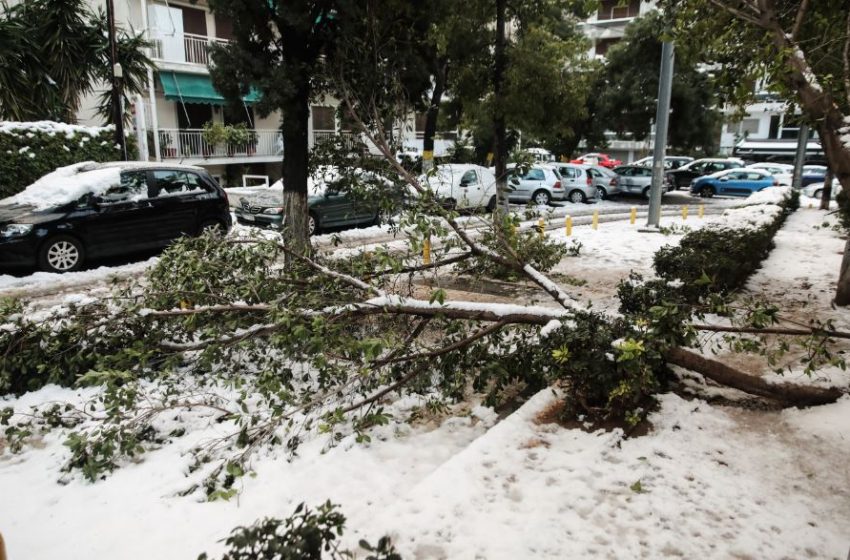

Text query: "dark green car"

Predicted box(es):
[234, 183, 381, 235]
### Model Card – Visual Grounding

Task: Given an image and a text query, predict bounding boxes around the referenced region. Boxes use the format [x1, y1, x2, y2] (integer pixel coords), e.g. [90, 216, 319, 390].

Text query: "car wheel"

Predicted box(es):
[568, 190, 586, 204]
[199, 220, 224, 236]
[700, 186, 715, 198]
[813, 189, 823, 199]
[596, 187, 607, 200]
[308, 212, 318, 236]
[486, 195, 497, 212]
[532, 190, 551, 206]
[642, 187, 650, 199]
[38, 235, 85, 273]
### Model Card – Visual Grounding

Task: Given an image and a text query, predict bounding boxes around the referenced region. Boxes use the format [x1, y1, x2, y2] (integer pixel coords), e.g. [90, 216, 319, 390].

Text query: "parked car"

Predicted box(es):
[548, 163, 618, 200]
[803, 179, 841, 200]
[506, 163, 568, 205]
[418, 164, 498, 211]
[689, 168, 777, 198]
[801, 165, 829, 187]
[668, 158, 745, 190]
[611, 165, 673, 198]
[540, 163, 600, 203]
[235, 170, 388, 234]
[631, 155, 694, 169]
[0, 161, 231, 273]
[746, 162, 793, 186]
[570, 152, 622, 169]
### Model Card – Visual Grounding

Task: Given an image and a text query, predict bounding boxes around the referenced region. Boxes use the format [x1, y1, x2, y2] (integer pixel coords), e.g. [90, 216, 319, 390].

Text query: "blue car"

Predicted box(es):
[690, 168, 777, 198]
[801, 165, 828, 187]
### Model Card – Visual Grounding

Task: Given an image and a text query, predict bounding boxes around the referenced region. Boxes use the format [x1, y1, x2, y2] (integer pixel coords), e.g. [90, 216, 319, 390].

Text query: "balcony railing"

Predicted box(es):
[312, 130, 362, 151]
[157, 128, 282, 160]
[150, 32, 228, 66]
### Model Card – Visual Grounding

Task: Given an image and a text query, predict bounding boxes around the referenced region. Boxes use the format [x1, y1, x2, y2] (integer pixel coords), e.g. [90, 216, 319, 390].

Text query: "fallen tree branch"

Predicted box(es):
[691, 323, 850, 340]
[364, 252, 473, 279]
[667, 347, 845, 407]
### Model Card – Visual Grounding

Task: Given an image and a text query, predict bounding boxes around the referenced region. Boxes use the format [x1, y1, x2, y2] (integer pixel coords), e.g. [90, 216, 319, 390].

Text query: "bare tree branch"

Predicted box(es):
[791, 0, 810, 41]
[691, 323, 850, 340]
[706, 0, 764, 27]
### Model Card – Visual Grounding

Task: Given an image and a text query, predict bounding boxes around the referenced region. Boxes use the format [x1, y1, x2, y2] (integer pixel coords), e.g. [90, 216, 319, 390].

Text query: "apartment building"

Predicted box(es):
[76, 0, 363, 186]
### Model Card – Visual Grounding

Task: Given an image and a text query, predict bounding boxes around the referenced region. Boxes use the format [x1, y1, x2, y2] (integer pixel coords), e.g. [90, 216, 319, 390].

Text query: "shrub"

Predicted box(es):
[197, 502, 402, 560]
[0, 121, 136, 198]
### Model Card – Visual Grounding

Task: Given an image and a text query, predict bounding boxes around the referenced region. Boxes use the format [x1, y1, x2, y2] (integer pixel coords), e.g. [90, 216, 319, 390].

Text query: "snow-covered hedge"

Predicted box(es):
[646, 187, 798, 301]
[0, 121, 134, 200]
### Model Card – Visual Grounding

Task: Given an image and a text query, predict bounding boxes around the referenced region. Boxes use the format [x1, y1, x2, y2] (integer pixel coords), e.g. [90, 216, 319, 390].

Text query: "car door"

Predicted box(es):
[149, 169, 208, 244]
[718, 171, 749, 195]
[457, 169, 483, 208]
[82, 170, 160, 258]
[557, 165, 582, 192]
[316, 187, 355, 227]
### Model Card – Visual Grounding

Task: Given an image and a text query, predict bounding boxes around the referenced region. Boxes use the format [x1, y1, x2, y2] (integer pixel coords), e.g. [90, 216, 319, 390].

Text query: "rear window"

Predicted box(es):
[524, 168, 546, 181]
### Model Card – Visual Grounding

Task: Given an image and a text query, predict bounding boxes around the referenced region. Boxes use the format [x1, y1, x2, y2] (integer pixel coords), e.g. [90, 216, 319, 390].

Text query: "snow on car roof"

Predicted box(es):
[6, 162, 121, 209]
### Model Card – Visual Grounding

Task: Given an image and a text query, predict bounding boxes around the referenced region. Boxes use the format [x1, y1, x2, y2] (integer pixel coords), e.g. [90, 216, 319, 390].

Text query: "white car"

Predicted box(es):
[506, 163, 568, 205]
[746, 162, 793, 186]
[419, 164, 497, 211]
[803, 180, 841, 199]
[542, 163, 600, 202]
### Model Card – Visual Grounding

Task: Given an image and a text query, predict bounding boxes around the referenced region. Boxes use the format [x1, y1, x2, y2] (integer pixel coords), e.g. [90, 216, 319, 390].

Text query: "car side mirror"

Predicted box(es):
[509, 177, 520, 185]
[459, 180, 471, 188]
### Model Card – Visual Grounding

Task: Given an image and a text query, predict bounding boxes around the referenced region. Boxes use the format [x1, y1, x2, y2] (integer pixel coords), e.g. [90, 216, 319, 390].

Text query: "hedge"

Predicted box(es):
[0, 121, 137, 199]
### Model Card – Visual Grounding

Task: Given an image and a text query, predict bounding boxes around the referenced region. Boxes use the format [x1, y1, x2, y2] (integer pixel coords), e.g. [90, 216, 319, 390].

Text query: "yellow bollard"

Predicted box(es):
[630, 207, 637, 225]
[698, 204, 704, 219]
[592, 210, 599, 230]
[682, 205, 689, 221]
[423, 237, 431, 265]
[565, 215, 572, 237]
[538, 217, 546, 239]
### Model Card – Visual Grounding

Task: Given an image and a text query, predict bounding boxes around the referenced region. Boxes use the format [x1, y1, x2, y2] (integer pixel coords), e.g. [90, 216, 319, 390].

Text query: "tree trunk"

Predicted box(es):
[820, 168, 834, 210]
[281, 81, 311, 260]
[493, 0, 509, 215]
[667, 347, 844, 407]
[422, 58, 447, 172]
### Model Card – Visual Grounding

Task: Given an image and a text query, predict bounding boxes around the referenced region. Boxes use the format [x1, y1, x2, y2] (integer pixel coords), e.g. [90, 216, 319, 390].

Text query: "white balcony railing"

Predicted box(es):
[157, 128, 283, 160]
[150, 32, 228, 66]
[312, 130, 362, 151]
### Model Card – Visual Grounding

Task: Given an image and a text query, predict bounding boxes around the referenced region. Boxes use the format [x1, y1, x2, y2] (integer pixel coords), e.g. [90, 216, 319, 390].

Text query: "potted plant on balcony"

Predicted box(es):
[202, 121, 226, 158]
[224, 123, 253, 156]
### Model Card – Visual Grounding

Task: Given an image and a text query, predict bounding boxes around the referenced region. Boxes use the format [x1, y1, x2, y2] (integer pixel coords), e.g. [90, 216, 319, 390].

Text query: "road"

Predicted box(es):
[0, 191, 735, 304]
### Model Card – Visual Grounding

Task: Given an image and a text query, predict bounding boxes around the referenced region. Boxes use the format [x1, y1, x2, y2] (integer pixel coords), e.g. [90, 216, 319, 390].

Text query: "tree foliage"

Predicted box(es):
[583, 11, 722, 155]
[0, 0, 152, 123]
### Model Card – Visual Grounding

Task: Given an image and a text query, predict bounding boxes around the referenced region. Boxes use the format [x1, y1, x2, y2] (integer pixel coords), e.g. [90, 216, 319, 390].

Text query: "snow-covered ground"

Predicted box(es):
[2, 195, 848, 559]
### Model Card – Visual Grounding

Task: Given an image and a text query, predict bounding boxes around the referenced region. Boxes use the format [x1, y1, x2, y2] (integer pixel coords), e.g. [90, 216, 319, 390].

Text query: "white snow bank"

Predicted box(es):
[0, 120, 112, 138]
[5, 162, 120, 209]
[735, 185, 791, 207]
[365, 294, 568, 320]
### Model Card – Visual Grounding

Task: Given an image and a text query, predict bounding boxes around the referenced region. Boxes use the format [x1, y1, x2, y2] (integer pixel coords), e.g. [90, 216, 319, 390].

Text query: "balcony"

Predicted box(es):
[311, 130, 363, 151]
[157, 128, 282, 163]
[150, 32, 228, 66]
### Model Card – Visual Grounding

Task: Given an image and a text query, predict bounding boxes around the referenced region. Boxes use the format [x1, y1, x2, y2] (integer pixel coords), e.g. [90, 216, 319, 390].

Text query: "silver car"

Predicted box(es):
[612, 165, 672, 198]
[506, 164, 566, 205]
[578, 164, 620, 199]
[541, 163, 598, 203]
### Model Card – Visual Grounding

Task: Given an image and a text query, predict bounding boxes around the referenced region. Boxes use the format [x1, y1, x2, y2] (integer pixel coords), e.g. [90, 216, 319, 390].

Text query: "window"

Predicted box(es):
[594, 38, 621, 57]
[460, 170, 478, 185]
[597, 0, 640, 20]
[747, 172, 766, 180]
[312, 106, 335, 131]
[708, 163, 727, 172]
[524, 169, 545, 181]
[99, 171, 148, 203]
[557, 166, 578, 178]
[152, 170, 207, 197]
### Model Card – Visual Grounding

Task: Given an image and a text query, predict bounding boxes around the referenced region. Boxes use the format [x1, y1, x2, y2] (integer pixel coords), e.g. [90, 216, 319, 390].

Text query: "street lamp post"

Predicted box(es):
[106, 0, 127, 160]
[646, 41, 675, 228]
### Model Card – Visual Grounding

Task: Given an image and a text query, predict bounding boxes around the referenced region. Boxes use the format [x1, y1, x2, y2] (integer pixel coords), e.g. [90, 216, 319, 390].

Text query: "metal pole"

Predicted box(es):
[646, 41, 675, 228]
[106, 0, 127, 160]
[791, 123, 809, 190]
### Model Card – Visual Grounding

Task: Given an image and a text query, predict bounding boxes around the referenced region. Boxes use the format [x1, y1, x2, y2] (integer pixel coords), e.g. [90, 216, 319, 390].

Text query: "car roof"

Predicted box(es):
[98, 161, 207, 172]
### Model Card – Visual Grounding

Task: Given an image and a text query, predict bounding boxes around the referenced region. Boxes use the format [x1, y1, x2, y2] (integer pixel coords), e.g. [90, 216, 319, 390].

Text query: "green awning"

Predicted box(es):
[158, 72, 260, 105]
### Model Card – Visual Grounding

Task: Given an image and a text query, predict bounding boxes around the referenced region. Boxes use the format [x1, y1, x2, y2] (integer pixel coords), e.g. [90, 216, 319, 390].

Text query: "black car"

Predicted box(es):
[668, 158, 745, 190]
[0, 163, 231, 273]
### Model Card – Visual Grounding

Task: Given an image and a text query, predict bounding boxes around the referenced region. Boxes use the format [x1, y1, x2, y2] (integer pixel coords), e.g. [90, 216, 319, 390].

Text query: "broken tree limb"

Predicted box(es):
[667, 347, 845, 407]
[690, 324, 850, 340]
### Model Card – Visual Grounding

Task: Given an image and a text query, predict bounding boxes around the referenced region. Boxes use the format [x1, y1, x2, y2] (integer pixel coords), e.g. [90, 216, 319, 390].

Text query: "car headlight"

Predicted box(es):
[262, 207, 283, 215]
[0, 224, 34, 238]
